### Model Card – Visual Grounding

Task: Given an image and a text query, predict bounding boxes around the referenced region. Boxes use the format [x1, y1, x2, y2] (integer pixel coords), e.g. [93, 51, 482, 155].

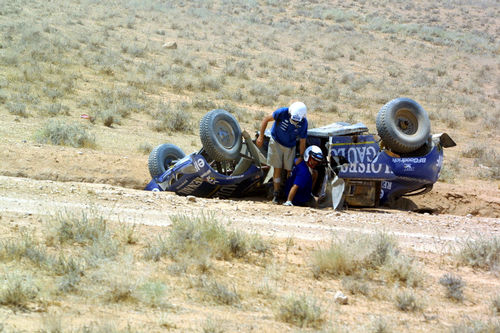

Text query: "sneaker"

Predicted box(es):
[271, 196, 279, 204]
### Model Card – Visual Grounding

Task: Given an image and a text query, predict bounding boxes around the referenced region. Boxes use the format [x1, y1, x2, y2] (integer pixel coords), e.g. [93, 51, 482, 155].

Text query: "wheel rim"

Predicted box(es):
[215, 119, 236, 149]
[163, 154, 180, 168]
[395, 108, 418, 135]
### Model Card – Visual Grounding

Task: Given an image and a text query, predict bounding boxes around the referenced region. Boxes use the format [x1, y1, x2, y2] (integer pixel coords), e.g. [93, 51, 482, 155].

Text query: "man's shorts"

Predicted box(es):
[267, 137, 296, 171]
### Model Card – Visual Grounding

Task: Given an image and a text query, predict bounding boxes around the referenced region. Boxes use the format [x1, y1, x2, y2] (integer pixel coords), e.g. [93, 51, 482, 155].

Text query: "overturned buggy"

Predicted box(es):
[145, 98, 455, 209]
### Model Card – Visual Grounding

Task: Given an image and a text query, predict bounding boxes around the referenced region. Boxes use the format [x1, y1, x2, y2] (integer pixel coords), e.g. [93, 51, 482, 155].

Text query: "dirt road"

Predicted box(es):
[2, 175, 499, 254]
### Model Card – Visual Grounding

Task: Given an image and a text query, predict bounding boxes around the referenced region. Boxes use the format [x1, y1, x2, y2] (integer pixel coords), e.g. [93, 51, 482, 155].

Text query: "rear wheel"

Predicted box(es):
[376, 98, 431, 154]
[200, 109, 242, 162]
[148, 143, 185, 178]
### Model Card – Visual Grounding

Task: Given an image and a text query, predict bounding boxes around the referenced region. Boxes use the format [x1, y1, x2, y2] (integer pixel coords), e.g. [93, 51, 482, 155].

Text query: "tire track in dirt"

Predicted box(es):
[2, 175, 499, 253]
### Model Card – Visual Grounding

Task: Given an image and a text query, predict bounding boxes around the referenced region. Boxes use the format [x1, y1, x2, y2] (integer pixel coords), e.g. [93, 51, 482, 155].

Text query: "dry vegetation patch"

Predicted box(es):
[0, 208, 499, 331]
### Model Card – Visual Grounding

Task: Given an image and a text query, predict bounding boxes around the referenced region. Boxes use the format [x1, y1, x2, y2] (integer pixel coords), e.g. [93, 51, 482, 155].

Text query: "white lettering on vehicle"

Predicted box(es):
[393, 157, 426, 164]
[381, 181, 392, 190]
[332, 146, 391, 175]
[196, 158, 205, 169]
[332, 146, 378, 164]
[403, 164, 415, 172]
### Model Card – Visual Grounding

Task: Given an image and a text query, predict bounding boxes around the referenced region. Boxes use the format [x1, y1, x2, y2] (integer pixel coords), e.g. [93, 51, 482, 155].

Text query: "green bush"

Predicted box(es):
[439, 273, 465, 302]
[394, 290, 422, 312]
[36, 120, 96, 148]
[457, 236, 500, 270]
[144, 213, 271, 263]
[0, 273, 38, 310]
[276, 294, 324, 328]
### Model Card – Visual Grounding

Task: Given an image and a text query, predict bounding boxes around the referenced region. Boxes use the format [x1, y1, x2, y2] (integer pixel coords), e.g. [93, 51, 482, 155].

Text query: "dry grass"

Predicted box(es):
[0, 0, 497, 182]
[0, 208, 499, 331]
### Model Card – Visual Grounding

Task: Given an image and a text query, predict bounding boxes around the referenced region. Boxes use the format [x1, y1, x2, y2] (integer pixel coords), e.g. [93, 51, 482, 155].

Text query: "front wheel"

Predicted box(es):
[148, 143, 185, 178]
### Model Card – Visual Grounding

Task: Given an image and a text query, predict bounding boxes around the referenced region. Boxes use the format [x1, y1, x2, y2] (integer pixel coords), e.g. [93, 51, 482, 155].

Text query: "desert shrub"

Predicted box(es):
[198, 75, 224, 92]
[152, 102, 191, 133]
[48, 253, 84, 277]
[457, 235, 500, 270]
[137, 142, 152, 154]
[144, 213, 271, 263]
[438, 109, 460, 128]
[394, 290, 422, 312]
[462, 144, 486, 159]
[463, 109, 478, 121]
[192, 98, 217, 111]
[47, 210, 109, 245]
[341, 277, 370, 296]
[439, 158, 460, 183]
[136, 281, 168, 308]
[439, 273, 465, 302]
[202, 318, 224, 333]
[481, 109, 500, 131]
[58, 270, 82, 293]
[0, 273, 38, 310]
[276, 294, 324, 329]
[36, 120, 96, 148]
[46, 210, 119, 263]
[0, 233, 47, 267]
[491, 294, 500, 315]
[0, 90, 8, 104]
[382, 254, 424, 287]
[45, 102, 70, 117]
[7, 102, 28, 117]
[143, 235, 169, 262]
[105, 280, 136, 303]
[312, 232, 396, 277]
[450, 319, 500, 333]
[370, 316, 392, 333]
[98, 109, 122, 127]
[200, 277, 240, 306]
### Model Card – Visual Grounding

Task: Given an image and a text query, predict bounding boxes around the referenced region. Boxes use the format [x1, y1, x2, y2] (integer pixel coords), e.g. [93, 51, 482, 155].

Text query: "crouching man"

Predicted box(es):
[283, 145, 324, 207]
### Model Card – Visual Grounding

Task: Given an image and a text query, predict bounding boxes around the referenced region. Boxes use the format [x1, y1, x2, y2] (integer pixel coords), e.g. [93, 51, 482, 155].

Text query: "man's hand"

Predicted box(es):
[256, 135, 264, 148]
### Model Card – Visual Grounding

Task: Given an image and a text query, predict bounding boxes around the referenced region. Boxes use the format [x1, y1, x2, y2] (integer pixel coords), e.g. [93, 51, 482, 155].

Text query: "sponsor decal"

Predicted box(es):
[205, 176, 216, 184]
[381, 181, 392, 190]
[332, 146, 378, 164]
[403, 164, 415, 172]
[193, 158, 205, 171]
[393, 157, 426, 164]
[333, 145, 392, 175]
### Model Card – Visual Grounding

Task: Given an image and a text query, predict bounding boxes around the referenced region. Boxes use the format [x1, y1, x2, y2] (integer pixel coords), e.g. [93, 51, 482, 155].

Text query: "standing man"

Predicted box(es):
[256, 101, 308, 204]
[283, 145, 324, 207]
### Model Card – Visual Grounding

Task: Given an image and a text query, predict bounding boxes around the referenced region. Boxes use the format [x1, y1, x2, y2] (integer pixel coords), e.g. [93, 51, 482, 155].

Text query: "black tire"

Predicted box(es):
[200, 109, 242, 162]
[148, 143, 185, 178]
[376, 98, 431, 154]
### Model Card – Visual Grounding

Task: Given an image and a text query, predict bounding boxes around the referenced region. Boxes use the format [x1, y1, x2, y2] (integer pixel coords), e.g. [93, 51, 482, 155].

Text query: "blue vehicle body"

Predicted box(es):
[145, 153, 266, 198]
[146, 117, 455, 208]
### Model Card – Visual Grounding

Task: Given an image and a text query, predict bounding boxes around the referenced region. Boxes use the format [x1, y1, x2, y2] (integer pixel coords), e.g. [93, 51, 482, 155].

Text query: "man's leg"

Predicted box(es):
[272, 167, 282, 203]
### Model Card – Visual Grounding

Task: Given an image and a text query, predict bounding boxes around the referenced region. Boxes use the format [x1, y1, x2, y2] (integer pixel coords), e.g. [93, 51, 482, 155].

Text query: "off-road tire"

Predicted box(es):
[376, 98, 431, 154]
[200, 109, 242, 162]
[148, 143, 185, 178]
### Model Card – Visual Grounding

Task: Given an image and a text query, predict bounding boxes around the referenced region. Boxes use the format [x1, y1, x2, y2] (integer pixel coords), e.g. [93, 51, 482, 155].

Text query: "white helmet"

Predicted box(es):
[289, 102, 307, 123]
[304, 145, 324, 163]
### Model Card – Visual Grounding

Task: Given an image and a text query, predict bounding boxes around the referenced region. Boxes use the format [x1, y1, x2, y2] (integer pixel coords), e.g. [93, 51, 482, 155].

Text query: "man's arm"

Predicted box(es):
[256, 114, 274, 148]
[296, 138, 306, 164]
[286, 184, 299, 202]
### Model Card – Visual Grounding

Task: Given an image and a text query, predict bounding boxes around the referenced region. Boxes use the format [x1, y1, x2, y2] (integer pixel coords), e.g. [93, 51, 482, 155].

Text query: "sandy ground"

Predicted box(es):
[1, 175, 499, 254]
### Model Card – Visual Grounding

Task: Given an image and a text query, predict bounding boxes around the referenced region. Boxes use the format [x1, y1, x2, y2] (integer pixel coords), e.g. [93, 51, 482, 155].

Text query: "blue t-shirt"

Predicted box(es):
[285, 160, 313, 206]
[270, 107, 308, 148]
